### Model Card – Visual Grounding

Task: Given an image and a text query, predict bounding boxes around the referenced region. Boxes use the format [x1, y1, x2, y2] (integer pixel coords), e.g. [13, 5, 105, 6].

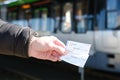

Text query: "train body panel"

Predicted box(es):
[95, 31, 120, 54]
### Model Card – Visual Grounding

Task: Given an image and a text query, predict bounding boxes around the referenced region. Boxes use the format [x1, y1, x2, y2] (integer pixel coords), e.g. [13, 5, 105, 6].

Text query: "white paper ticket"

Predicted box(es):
[61, 41, 91, 68]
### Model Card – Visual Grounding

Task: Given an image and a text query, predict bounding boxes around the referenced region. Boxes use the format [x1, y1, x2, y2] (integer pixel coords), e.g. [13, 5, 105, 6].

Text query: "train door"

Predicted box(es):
[95, 0, 120, 54]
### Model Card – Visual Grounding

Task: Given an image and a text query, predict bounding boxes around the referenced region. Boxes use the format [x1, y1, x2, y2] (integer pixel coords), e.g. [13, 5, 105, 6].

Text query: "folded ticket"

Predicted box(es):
[61, 41, 91, 68]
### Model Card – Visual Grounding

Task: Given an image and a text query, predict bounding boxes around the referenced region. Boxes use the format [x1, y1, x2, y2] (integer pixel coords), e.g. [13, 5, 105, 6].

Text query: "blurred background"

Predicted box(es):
[0, 0, 120, 80]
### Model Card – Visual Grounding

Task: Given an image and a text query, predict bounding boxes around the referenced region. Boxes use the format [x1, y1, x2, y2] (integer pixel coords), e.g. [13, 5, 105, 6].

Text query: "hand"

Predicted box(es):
[28, 36, 66, 62]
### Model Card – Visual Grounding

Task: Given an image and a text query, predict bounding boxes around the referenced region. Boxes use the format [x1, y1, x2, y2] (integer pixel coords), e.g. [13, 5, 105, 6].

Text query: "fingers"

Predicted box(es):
[51, 50, 61, 61]
[50, 36, 65, 48]
[50, 36, 66, 56]
[52, 43, 66, 56]
[45, 50, 61, 62]
[49, 51, 62, 62]
[49, 55, 59, 62]
[35, 51, 60, 62]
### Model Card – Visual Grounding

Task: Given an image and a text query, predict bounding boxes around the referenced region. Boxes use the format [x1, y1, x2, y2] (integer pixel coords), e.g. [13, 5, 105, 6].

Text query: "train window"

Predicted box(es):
[75, 3, 86, 33]
[86, 15, 93, 30]
[95, 0, 106, 30]
[75, 0, 89, 33]
[116, 12, 120, 28]
[31, 7, 55, 32]
[7, 11, 24, 26]
[53, 5, 61, 33]
[76, 10, 86, 33]
[33, 8, 54, 33]
[16, 20, 27, 27]
[30, 18, 40, 31]
[11, 12, 17, 24]
[118, 0, 120, 9]
[107, 0, 120, 29]
[40, 8, 48, 31]
[61, 2, 73, 33]
[7, 12, 19, 25]
[30, 9, 41, 31]
[107, 12, 117, 29]
[7, 12, 12, 22]
[107, 0, 117, 10]
[17, 9, 29, 26]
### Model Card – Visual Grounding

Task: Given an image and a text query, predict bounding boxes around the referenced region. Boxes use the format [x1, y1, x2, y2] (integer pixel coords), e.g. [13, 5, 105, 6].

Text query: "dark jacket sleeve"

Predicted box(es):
[0, 19, 39, 58]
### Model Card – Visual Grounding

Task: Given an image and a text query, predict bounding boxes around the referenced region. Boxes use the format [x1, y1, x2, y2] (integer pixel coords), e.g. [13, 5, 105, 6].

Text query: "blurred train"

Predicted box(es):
[1, 0, 120, 73]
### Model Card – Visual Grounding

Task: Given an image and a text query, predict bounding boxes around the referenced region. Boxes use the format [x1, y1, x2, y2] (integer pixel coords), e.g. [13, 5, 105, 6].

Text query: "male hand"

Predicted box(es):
[28, 36, 66, 62]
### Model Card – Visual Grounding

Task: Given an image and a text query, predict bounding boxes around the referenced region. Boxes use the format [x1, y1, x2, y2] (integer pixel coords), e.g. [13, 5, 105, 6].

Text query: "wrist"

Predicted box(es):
[28, 36, 36, 57]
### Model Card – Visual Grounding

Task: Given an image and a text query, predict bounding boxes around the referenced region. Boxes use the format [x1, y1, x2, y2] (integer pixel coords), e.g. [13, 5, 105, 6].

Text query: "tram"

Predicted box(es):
[2, 0, 120, 74]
